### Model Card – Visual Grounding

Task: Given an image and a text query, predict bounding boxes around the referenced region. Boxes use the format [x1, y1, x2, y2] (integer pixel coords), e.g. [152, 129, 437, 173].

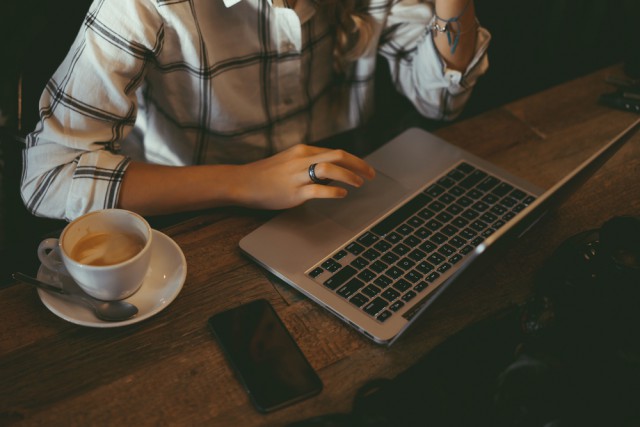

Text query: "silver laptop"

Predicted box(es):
[240, 119, 640, 345]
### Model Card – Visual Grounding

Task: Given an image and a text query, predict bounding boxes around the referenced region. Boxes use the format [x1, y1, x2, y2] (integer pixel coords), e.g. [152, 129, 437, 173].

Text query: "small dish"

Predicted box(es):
[37, 229, 187, 327]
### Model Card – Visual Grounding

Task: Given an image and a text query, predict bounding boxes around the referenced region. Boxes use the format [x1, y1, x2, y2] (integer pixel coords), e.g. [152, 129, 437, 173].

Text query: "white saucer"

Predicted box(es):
[37, 229, 187, 328]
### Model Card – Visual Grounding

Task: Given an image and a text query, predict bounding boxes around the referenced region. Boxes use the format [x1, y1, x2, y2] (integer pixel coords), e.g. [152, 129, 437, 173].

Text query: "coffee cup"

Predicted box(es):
[37, 209, 153, 301]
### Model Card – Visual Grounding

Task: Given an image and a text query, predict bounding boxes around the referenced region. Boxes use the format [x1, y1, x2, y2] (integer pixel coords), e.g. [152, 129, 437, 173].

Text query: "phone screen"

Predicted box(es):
[208, 299, 323, 413]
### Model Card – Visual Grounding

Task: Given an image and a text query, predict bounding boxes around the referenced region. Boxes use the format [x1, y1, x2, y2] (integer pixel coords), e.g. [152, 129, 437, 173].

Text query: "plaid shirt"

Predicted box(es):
[21, 0, 490, 221]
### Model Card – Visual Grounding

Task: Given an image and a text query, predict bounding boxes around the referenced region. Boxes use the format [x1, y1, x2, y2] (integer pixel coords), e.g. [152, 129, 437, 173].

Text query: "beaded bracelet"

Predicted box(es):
[431, 0, 473, 54]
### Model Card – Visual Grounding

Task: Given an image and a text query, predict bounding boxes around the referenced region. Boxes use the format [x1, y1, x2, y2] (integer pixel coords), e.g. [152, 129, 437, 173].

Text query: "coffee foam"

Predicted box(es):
[70, 232, 145, 266]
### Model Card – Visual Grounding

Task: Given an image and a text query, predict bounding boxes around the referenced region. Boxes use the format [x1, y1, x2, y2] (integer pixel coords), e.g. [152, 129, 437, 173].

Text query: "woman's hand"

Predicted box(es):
[231, 144, 376, 210]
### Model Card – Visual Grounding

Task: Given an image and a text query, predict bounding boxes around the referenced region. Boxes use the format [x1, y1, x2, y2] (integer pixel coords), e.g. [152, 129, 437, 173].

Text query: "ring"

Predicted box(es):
[308, 163, 330, 185]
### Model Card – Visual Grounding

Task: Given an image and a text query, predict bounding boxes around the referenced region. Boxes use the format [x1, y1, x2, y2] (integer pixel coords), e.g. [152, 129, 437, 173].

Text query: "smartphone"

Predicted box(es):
[208, 299, 323, 413]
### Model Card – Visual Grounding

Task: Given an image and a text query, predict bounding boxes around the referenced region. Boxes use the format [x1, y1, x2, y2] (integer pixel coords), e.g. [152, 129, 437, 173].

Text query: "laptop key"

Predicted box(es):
[510, 189, 526, 200]
[346, 242, 365, 255]
[382, 288, 401, 301]
[449, 254, 463, 264]
[385, 232, 402, 244]
[357, 269, 376, 282]
[467, 189, 484, 200]
[428, 201, 446, 212]
[371, 193, 432, 236]
[349, 293, 369, 308]
[389, 300, 405, 311]
[438, 193, 456, 204]
[397, 224, 414, 235]
[362, 248, 381, 261]
[482, 193, 500, 204]
[437, 263, 452, 273]
[403, 235, 422, 247]
[374, 275, 392, 289]
[416, 261, 434, 274]
[408, 248, 427, 261]
[364, 297, 388, 316]
[456, 162, 475, 174]
[323, 265, 356, 290]
[393, 279, 412, 292]
[309, 267, 323, 278]
[424, 183, 446, 198]
[460, 245, 474, 255]
[337, 278, 365, 298]
[392, 243, 410, 256]
[414, 281, 428, 292]
[460, 170, 487, 189]
[478, 176, 501, 192]
[397, 258, 415, 270]
[435, 211, 453, 223]
[402, 291, 417, 302]
[426, 219, 443, 231]
[492, 182, 513, 197]
[430, 232, 448, 245]
[408, 216, 425, 227]
[447, 169, 466, 181]
[369, 260, 388, 273]
[322, 259, 342, 272]
[381, 252, 399, 264]
[426, 272, 440, 282]
[350, 257, 369, 270]
[385, 266, 403, 279]
[362, 284, 381, 297]
[418, 241, 437, 253]
[428, 253, 446, 265]
[449, 186, 466, 197]
[374, 240, 392, 252]
[405, 270, 423, 283]
[377, 310, 393, 322]
[333, 249, 348, 260]
[437, 176, 456, 188]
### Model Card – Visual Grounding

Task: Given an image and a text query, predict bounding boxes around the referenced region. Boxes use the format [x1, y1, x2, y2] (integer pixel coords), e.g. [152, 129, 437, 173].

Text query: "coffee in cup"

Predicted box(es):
[38, 209, 153, 301]
[69, 231, 146, 266]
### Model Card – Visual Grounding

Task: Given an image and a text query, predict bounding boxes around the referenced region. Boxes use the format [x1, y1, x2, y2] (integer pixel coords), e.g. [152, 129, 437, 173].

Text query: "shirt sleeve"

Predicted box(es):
[20, 0, 162, 221]
[377, 0, 490, 121]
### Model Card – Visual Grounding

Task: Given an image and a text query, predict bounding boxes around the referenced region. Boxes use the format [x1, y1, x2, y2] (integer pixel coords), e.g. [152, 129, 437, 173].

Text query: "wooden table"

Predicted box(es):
[2, 64, 639, 426]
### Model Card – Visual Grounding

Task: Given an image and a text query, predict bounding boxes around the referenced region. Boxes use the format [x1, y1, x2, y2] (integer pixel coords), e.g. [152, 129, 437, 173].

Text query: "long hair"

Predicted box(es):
[319, 0, 375, 70]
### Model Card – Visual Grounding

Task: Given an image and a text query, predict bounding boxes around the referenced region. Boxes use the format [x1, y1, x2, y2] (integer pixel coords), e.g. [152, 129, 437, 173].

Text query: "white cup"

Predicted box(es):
[37, 209, 153, 301]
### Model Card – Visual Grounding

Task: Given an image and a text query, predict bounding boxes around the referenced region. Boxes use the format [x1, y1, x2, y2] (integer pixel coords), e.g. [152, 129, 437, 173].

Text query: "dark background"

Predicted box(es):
[1, 0, 639, 285]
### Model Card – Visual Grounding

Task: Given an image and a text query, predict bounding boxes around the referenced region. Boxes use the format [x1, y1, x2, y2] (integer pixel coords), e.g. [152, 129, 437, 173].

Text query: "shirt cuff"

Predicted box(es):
[66, 151, 131, 220]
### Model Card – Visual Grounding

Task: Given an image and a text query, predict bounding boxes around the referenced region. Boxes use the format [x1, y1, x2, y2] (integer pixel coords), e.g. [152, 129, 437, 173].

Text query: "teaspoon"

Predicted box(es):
[12, 272, 139, 322]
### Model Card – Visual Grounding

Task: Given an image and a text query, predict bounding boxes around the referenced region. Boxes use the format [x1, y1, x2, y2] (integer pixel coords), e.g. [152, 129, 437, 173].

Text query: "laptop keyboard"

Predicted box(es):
[306, 161, 537, 323]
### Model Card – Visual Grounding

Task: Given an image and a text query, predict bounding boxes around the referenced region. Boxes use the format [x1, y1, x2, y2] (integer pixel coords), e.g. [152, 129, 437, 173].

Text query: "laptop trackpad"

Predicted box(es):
[308, 170, 410, 232]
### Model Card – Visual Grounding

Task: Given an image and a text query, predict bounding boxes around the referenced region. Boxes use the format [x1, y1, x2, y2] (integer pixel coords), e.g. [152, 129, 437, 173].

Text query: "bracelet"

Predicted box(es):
[431, 0, 473, 54]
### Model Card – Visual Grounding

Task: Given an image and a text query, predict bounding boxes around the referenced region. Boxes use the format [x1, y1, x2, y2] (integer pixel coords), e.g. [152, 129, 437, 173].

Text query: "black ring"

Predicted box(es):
[308, 163, 330, 185]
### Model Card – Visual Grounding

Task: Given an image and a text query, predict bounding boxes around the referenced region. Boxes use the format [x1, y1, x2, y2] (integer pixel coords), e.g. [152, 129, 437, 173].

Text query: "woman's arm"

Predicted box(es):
[376, 0, 490, 120]
[117, 144, 375, 216]
[432, 0, 477, 71]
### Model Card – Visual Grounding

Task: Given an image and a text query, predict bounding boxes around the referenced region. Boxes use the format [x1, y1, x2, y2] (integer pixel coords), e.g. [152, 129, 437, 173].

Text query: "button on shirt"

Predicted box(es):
[22, 0, 490, 221]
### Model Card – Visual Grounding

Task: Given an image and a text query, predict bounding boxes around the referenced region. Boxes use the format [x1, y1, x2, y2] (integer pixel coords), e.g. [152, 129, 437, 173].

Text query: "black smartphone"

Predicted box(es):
[208, 299, 323, 413]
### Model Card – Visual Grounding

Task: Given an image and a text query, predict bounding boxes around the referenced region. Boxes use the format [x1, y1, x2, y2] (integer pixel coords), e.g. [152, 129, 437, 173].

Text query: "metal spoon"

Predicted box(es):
[12, 272, 139, 322]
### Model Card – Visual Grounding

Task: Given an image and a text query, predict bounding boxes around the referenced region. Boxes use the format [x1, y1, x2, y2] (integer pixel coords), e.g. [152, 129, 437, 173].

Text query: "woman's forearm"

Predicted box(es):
[117, 162, 239, 216]
[432, 0, 477, 71]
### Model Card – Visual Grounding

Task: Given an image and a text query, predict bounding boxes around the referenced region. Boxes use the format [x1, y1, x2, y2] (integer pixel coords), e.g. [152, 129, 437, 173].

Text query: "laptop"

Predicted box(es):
[240, 118, 640, 345]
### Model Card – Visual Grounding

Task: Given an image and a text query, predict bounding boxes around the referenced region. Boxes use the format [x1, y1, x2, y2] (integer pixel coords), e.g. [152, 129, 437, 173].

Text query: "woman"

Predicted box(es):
[21, 0, 489, 221]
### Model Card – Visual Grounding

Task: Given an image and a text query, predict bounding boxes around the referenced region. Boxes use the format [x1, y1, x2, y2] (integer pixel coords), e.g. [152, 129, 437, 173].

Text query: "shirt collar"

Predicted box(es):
[222, 0, 316, 24]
